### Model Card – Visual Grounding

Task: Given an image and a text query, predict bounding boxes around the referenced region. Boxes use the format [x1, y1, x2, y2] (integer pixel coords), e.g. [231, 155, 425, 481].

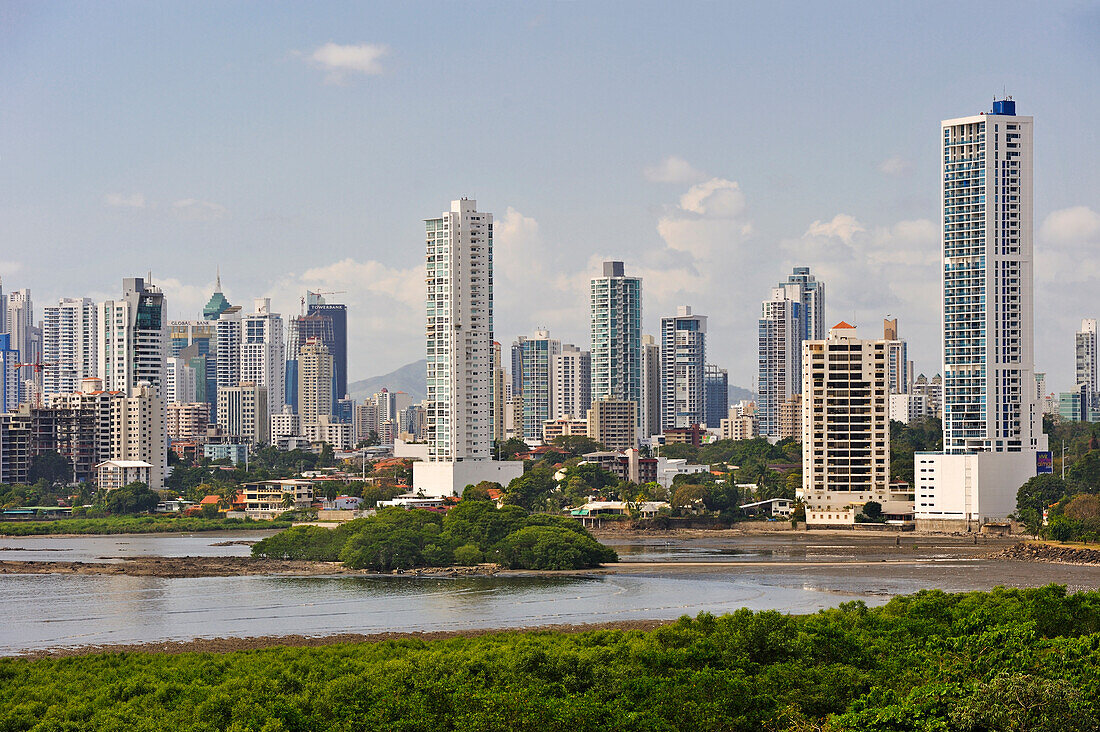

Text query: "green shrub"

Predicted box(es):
[453, 543, 484, 565]
[494, 525, 617, 570]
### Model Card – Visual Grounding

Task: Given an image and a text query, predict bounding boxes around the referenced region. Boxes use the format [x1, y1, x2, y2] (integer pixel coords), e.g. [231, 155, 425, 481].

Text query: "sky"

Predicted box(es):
[3, 1, 1100, 390]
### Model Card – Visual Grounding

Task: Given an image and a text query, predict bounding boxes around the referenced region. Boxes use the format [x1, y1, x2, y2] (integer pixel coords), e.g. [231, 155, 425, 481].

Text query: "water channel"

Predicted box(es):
[2, 531, 1098, 654]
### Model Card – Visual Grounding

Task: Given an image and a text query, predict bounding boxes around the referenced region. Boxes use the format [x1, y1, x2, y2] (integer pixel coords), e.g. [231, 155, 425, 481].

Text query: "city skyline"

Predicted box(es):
[4, 3, 1100, 390]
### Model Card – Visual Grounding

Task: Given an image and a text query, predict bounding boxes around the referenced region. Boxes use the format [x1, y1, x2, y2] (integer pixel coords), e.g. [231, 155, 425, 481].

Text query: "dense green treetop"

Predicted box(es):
[253, 502, 616, 571]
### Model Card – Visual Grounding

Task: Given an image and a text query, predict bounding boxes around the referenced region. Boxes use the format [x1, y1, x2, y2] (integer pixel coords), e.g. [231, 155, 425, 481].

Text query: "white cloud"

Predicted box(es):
[643, 156, 707, 184]
[878, 155, 911, 176]
[156, 277, 219, 320]
[678, 178, 746, 218]
[805, 214, 865, 244]
[303, 42, 388, 84]
[1040, 205, 1100, 244]
[172, 198, 228, 222]
[104, 192, 147, 208]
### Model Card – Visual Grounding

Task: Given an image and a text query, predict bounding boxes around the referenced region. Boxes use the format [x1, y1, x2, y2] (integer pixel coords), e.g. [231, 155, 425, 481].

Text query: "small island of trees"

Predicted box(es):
[252, 500, 618, 571]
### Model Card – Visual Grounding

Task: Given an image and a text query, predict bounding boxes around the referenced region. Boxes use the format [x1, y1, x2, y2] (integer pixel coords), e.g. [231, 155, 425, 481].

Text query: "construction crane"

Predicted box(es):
[299, 290, 347, 316]
[12, 360, 61, 408]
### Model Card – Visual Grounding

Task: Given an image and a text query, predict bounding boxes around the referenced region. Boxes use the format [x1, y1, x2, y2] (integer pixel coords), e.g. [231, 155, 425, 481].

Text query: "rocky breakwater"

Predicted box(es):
[998, 541, 1100, 565]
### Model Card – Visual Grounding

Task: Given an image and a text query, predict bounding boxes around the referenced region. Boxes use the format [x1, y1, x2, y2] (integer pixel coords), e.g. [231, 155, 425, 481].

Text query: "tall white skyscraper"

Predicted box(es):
[425, 198, 494, 461]
[917, 98, 1048, 529]
[640, 334, 660, 439]
[551, 343, 591, 421]
[98, 278, 168, 399]
[240, 298, 286, 416]
[6, 288, 35, 386]
[758, 286, 802, 437]
[1075, 318, 1097, 410]
[5, 289, 34, 360]
[42, 297, 98, 396]
[660, 306, 707, 430]
[783, 267, 826, 341]
[416, 199, 522, 495]
[215, 306, 243, 391]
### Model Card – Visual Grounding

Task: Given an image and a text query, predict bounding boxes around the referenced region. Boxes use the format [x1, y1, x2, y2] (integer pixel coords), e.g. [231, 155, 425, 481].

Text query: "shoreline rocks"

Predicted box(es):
[998, 541, 1100, 565]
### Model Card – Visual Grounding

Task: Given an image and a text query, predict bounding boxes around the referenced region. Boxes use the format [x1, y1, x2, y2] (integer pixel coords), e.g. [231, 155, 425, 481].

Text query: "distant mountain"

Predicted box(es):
[348, 360, 427, 403]
[729, 385, 757, 403]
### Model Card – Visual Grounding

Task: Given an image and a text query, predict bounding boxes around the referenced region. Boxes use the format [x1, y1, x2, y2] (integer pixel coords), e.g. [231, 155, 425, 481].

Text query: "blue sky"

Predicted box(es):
[3, 1, 1100, 390]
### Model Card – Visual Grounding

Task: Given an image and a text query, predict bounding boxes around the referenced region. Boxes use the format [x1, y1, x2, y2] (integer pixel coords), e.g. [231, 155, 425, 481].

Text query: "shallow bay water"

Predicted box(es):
[2, 531, 1098, 654]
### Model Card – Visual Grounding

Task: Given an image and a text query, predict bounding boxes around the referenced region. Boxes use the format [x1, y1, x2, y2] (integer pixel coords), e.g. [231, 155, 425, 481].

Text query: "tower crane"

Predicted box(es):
[300, 290, 347, 316]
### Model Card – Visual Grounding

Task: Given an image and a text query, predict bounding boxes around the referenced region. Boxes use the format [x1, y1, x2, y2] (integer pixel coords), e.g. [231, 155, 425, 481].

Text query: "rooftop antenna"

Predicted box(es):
[215, 266, 222, 292]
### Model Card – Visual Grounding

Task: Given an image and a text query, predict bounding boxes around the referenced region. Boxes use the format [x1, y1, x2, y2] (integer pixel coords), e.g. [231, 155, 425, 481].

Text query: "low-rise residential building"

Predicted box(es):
[662, 423, 707, 447]
[738, 498, 794, 518]
[582, 449, 657, 484]
[96, 460, 154, 490]
[167, 402, 210, 443]
[543, 416, 588, 442]
[237, 479, 314, 519]
[203, 443, 248, 466]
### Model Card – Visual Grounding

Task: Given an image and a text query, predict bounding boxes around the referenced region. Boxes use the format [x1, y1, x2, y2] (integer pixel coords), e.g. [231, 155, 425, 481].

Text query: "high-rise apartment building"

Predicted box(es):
[166, 402, 209, 443]
[783, 267, 826, 341]
[590, 261, 642, 418]
[240, 298, 285, 416]
[1075, 318, 1097, 416]
[917, 99, 1049, 529]
[215, 306, 243, 391]
[883, 318, 910, 395]
[217, 381, 270, 446]
[551, 343, 591, 422]
[0, 334, 19, 411]
[98, 278, 167, 399]
[42, 298, 98, 396]
[758, 267, 825, 438]
[109, 382, 165, 489]
[802, 323, 901, 526]
[425, 199, 494, 461]
[512, 329, 560, 443]
[165, 357, 197, 404]
[758, 287, 802, 437]
[704, 364, 728, 429]
[492, 341, 505, 442]
[298, 339, 333, 441]
[912, 373, 943, 419]
[640, 334, 660, 439]
[416, 199, 521, 495]
[660, 306, 707, 430]
[5, 288, 34, 362]
[587, 397, 638, 452]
